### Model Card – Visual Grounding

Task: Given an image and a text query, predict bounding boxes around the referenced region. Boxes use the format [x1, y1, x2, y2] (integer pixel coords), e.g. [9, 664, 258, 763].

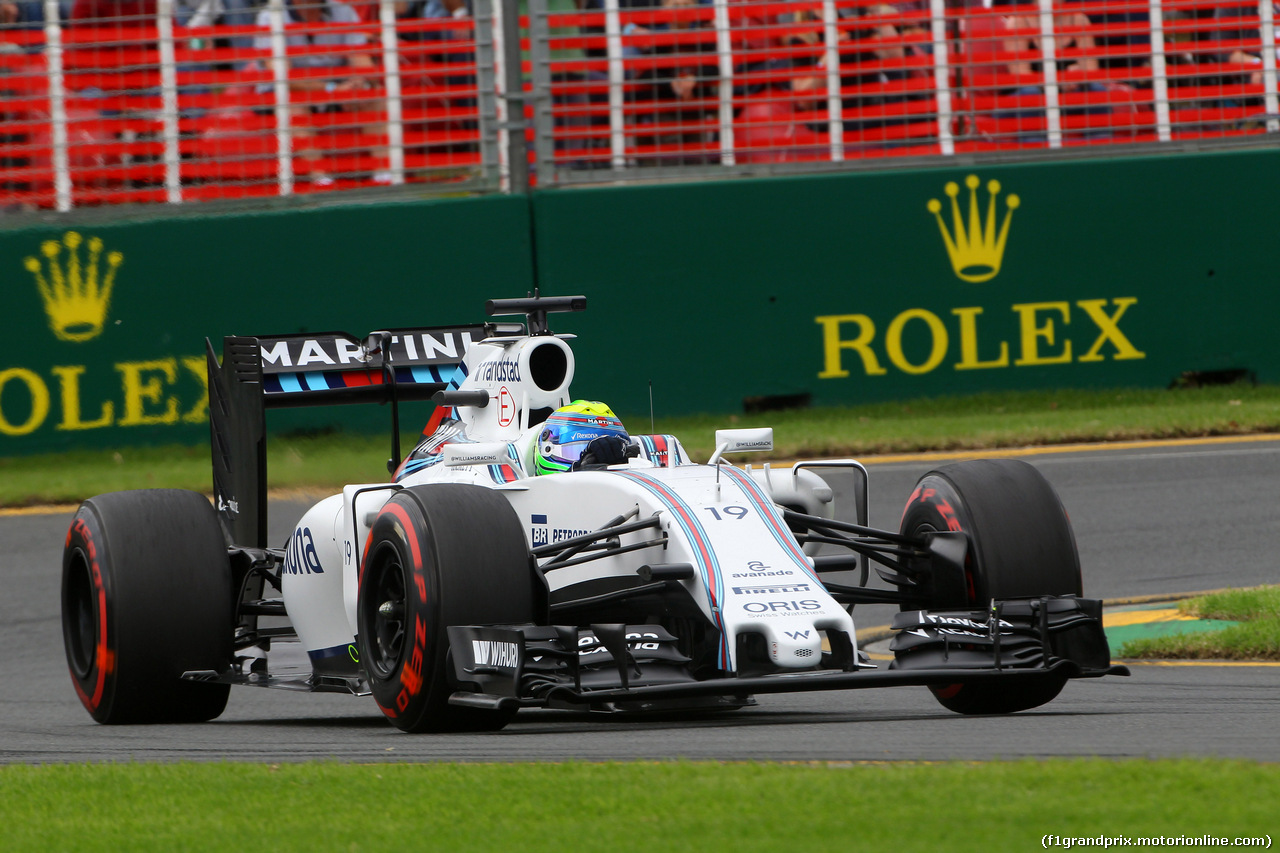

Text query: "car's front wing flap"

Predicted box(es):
[445, 597, 1128, 712]
[888, 596, 1115, 674]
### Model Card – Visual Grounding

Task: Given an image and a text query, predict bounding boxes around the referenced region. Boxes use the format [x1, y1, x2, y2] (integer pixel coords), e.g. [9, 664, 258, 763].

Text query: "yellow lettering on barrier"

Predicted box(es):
[0, 368, 51, 436]
[0, 354, 209, 439]
[1077, 298, 1145, 362]
[117, 358, 179, 426]
[815, 314, 887, 378]
[53, 365, 114, 431]
[815, 297, 1143, 379]
[1012, 301, 1072, 366]
[885, 309, 948, 375]
[180, 356, 210, 424]
[951, 306, 1009, 370]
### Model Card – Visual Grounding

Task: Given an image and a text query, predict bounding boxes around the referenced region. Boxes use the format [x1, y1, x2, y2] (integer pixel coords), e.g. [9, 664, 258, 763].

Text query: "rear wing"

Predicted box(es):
[207, 325, 485, 547]
[207, 293, 587, 548]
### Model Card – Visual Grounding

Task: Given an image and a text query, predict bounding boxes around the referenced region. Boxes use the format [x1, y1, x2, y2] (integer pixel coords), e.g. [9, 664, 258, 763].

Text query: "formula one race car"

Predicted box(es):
[60, 294, 1127, 731]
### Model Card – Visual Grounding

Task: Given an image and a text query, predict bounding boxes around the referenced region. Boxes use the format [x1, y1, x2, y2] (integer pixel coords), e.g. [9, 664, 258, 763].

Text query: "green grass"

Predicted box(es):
[0, 432, 407, 507]
[4, 384, 1279, 508]
[667, 384, 1280, 460]
[1178, 586, 1280, 622]
[1119, 586, 1280, 660]
[1, 760, 1276, 852]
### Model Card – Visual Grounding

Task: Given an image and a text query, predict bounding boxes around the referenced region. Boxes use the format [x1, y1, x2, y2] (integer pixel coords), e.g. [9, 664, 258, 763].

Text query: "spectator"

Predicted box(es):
[842, 3, 925, 136]
[3, 0, 73, 27]
[253, 0, 374, 94]
[405, 0, 474, 83]
[1072, 0, 1148, 72]
[1000, 8, 1100, 80]
[394, 0, 477, 157]
[253, 0, 376, 182]
[69, 0, 253, 48]
[1211, 3, 1271, 69]
[519, 0, 601, 163]
[728, 0, 796, 96]
[986, 8, 1130, 141]
[1154, 5, 1216, 114]
[791, 3, 926, 138]
[179, 0, 262, 48]
[418, 0, 469, 25]
[1204, 2, 1276, 103]
[629, 0, 718, 165]
[65, 0, 159, 105]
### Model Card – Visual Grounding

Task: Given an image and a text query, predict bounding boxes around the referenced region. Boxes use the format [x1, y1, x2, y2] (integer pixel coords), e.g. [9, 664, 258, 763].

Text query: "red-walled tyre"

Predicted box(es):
[895, 459, 1082, 715]
[358, 484, 537, 733]
[62, 490, 233, 724]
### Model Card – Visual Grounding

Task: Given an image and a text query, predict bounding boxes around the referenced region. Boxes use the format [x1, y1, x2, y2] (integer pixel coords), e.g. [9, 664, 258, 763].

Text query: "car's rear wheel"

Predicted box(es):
[358, 484, 537, 733]
[895, 459, 1081, 715]
[62, 489, 233, 724]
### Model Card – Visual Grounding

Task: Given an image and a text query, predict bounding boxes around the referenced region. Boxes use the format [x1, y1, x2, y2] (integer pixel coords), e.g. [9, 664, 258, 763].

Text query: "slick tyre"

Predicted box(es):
[62, 489, 233, 724]
[896, 459, 1081, 715]
[358, 485, 537, 733]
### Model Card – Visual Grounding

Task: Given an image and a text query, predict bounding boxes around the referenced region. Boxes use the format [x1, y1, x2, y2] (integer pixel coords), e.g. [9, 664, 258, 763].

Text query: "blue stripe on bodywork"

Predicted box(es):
[397, 457, 438, 479]
[613, 470, 730, 669]
[307, 642, 356, 662]
[720, 466, 821, 583]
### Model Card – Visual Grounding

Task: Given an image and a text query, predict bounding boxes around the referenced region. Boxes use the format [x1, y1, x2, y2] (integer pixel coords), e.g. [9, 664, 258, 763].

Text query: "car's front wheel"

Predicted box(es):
[358, 484, 537, 733]
[894, 459, 1082, 715]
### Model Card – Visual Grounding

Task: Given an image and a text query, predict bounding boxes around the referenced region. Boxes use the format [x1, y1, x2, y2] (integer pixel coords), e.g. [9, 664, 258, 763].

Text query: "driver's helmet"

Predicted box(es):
[534, 401, 629, 476]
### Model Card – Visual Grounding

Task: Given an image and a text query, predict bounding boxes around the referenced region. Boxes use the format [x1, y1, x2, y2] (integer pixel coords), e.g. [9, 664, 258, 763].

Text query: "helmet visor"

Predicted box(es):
[540, 416, 628, 467]
[548, 438, 599, 465]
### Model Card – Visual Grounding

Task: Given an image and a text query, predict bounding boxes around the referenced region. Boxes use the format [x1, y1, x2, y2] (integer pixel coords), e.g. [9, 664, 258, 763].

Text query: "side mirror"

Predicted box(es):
[708, 428, 773, 465]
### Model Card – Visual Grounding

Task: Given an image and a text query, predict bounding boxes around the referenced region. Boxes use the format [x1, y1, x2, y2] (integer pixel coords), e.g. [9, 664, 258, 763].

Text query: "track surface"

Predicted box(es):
[3, 438, 1278, 763]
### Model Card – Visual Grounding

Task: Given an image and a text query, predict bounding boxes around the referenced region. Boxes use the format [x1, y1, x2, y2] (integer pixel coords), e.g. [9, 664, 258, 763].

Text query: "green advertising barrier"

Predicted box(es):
[4, 147, 1276, 455]
[0, 195, 534, 455]
[534, 147, 1280, 419]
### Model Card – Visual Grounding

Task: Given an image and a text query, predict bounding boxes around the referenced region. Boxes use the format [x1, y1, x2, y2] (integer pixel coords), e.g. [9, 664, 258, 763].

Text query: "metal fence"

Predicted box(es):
[2, 0, 1277, 210]
[1, 0, 499, 209]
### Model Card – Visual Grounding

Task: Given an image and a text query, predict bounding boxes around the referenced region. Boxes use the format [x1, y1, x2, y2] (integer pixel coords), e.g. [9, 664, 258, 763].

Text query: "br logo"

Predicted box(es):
[24, 231, 124, 343]
[927, 175, 1019, 283]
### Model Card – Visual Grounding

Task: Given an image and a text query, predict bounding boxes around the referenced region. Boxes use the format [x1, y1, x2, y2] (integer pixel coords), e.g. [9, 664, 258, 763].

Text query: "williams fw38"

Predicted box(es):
[61, 295, 1126, 732]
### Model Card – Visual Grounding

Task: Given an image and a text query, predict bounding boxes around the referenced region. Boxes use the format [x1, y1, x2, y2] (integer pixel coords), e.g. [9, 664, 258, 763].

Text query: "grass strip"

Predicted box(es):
[1119, 585, 1280, 660]
[2, 759, 1277, 852]
[3, 384, 1279, 508]
[668, 384, 1280, 460]
[0, 435, 398, 508]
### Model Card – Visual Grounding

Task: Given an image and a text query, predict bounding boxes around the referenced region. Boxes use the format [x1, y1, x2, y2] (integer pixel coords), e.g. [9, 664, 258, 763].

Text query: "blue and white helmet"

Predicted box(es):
[534, 401, 629, 475]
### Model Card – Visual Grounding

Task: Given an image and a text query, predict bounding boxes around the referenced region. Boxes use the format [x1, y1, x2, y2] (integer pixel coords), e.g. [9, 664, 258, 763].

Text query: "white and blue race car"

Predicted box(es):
[60, 294, 1126, 731]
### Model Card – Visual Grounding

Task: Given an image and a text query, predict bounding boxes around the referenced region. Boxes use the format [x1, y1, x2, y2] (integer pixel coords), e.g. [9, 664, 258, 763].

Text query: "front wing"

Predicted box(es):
[444, 596, 1128, 712]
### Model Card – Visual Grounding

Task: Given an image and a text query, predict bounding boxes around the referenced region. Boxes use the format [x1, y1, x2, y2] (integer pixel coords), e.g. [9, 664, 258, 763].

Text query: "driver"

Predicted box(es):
[534, 401, 632, 475]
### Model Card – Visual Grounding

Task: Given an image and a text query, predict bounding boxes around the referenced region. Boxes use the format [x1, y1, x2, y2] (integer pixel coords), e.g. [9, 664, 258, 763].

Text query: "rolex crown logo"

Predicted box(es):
[25, 231, 123, 343]
[927, 175, 1019, 283]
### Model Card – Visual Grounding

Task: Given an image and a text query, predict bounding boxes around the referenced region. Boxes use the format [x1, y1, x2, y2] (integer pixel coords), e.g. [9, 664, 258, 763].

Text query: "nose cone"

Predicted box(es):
[762, 626, 825, 668]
